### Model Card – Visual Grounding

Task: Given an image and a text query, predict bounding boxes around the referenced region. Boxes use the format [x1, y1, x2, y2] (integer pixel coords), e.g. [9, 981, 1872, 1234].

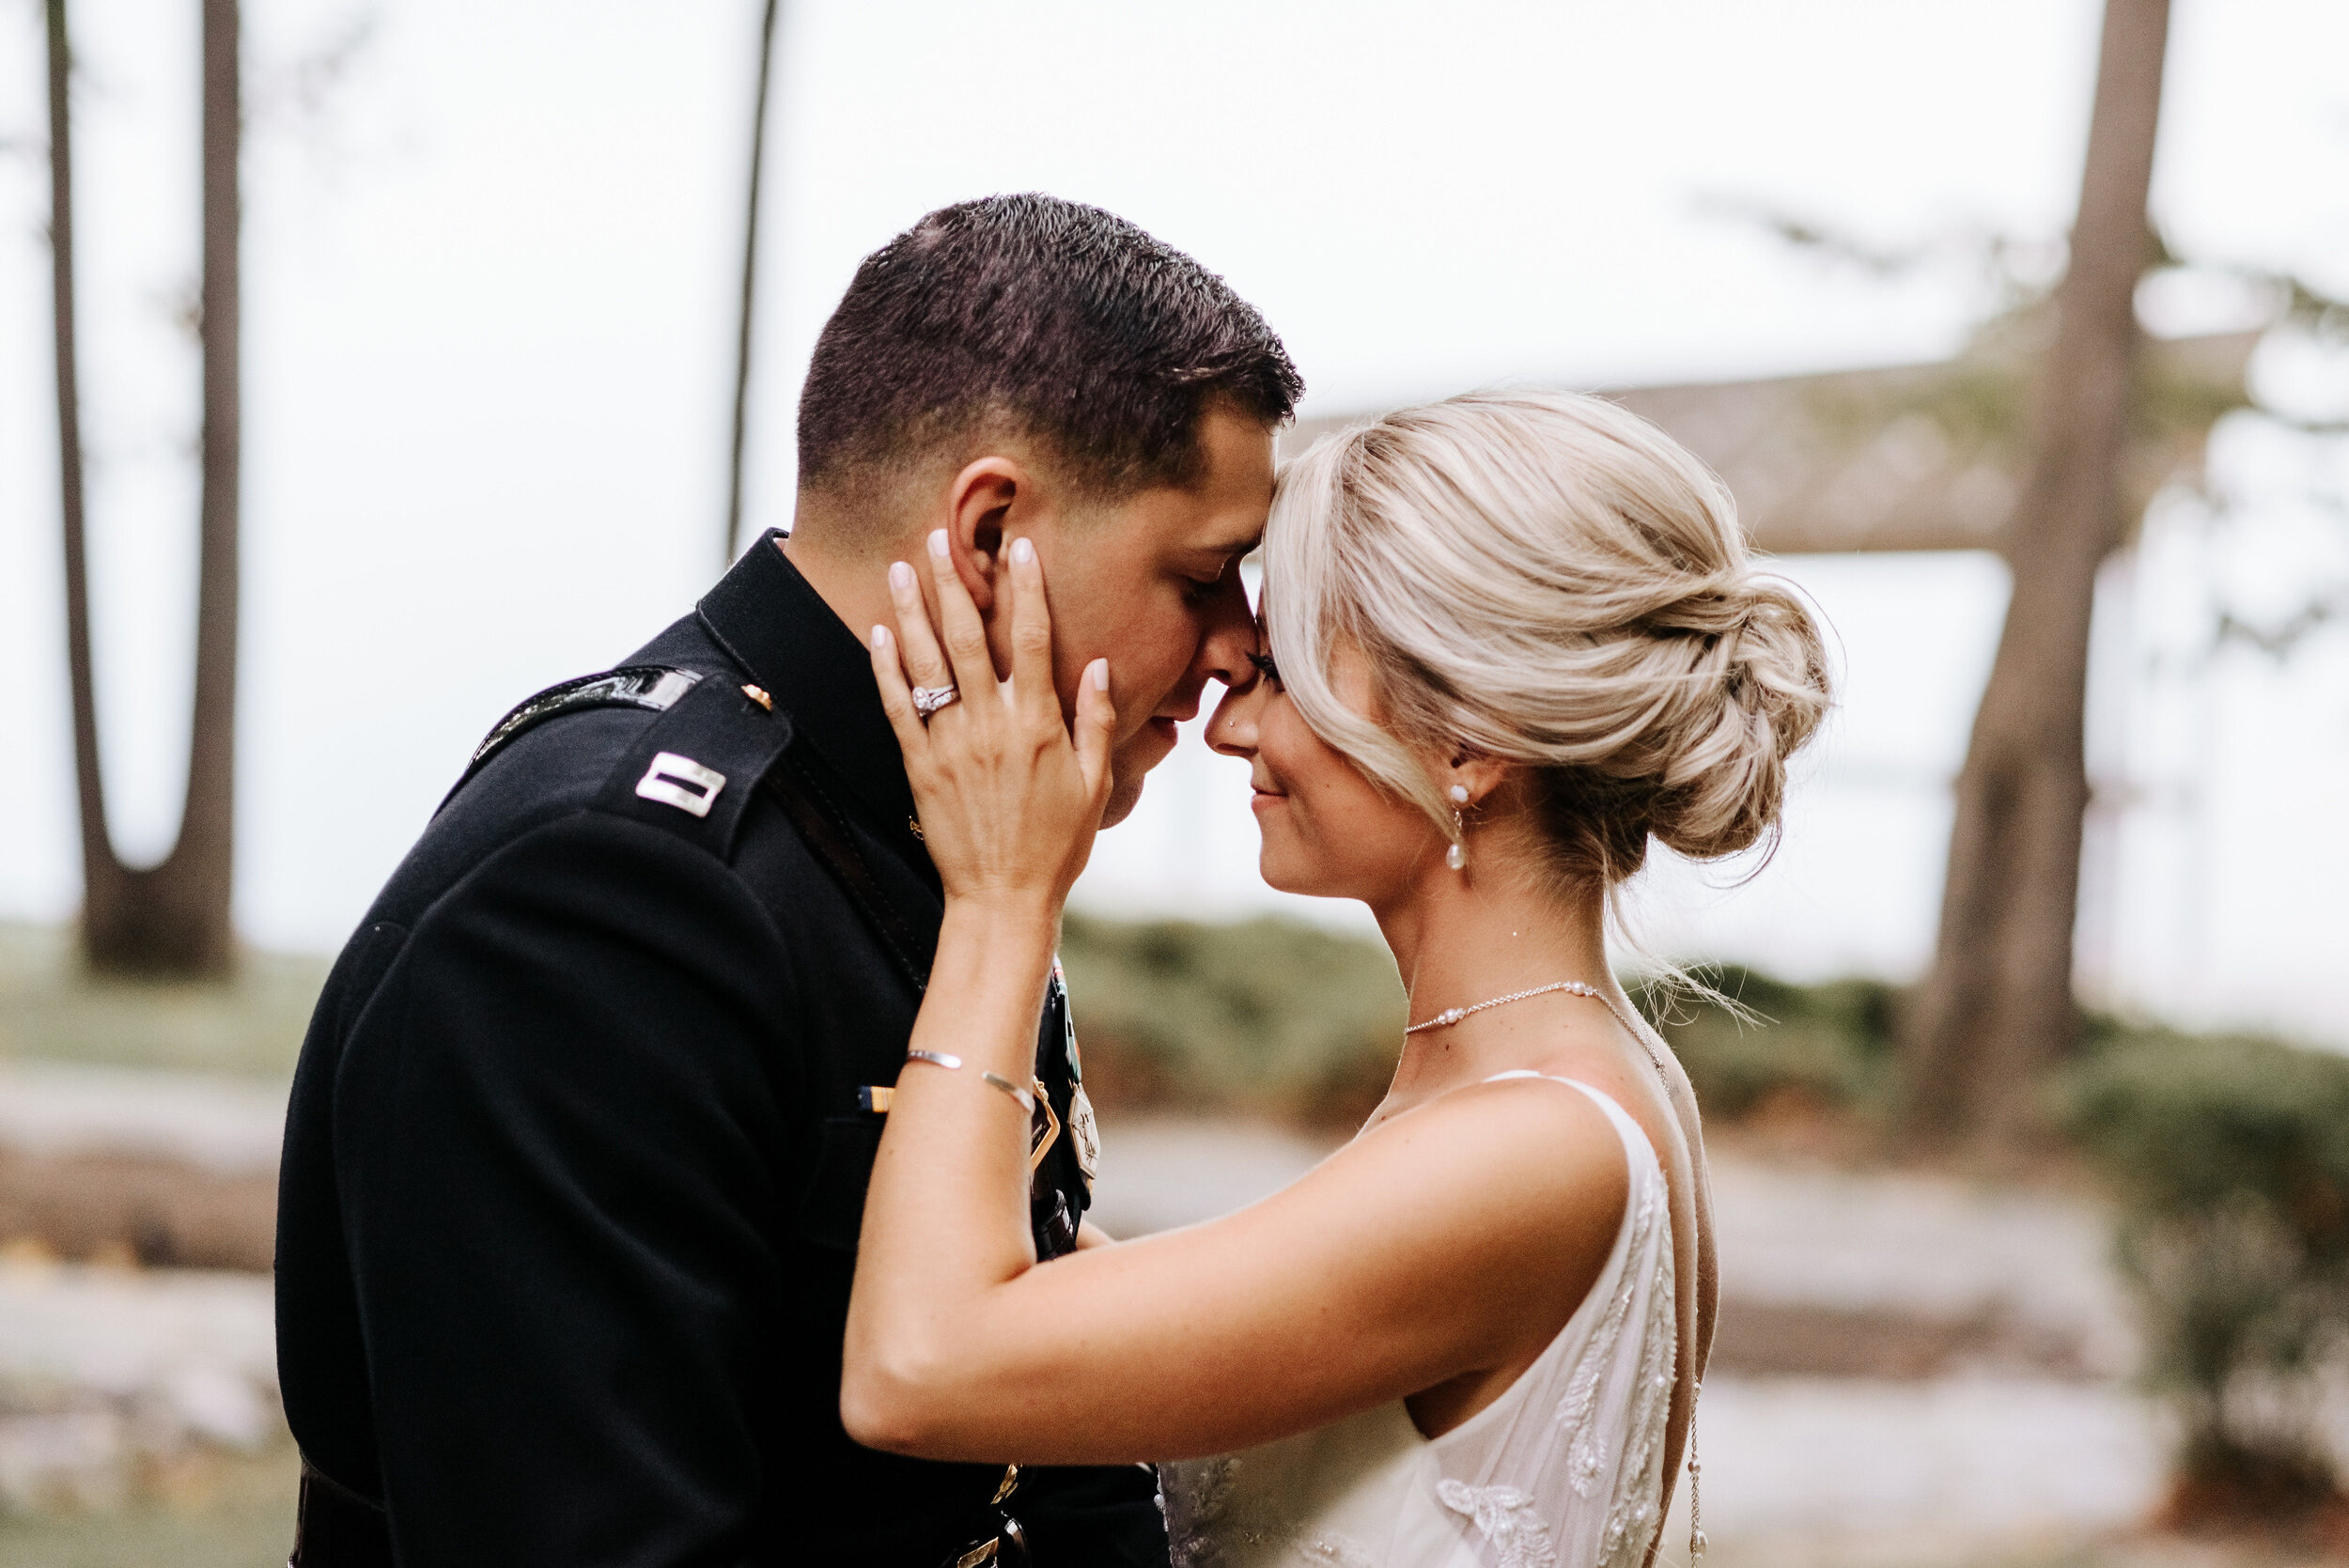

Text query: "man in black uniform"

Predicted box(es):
[274, 194, 1300, 1567]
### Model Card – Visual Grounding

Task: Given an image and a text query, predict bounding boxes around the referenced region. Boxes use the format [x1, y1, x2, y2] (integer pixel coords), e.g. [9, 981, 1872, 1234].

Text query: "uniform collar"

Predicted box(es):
[696, 531, 923, 852]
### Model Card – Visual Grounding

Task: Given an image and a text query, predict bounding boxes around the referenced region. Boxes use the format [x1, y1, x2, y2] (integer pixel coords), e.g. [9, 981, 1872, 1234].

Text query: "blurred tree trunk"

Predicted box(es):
[46, 0, 241, 976]
[1899, 0, 2170, 1150]
[46, 0, 108, 956]
[725, 0, 780, 567]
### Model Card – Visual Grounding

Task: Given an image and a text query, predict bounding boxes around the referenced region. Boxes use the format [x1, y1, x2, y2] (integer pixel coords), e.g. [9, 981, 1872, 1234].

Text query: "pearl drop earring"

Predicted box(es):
[1446, 784, 1470, 871]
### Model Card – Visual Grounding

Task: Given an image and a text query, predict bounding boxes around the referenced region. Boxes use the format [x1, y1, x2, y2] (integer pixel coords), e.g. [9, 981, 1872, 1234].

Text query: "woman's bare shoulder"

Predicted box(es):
[1309, 1074, 1637, 1274]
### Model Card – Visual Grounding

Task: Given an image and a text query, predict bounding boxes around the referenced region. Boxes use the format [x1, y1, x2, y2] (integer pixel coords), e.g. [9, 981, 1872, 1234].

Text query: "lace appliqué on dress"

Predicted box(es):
[1168, 1079, 1684, 1568]
[1164, 1457, 1377, 1568]
[1601, 1224, 1676, 1565]
[1551, 1172, 1663, 1497]
[1437, 1480, 1559, 1568]
[1543, 1153, 1678, 1568]
[1165, 1457, 1240, 1567]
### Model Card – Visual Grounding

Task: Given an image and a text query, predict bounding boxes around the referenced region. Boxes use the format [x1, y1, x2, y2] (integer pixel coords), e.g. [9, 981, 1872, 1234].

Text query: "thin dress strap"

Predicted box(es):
[1480, 1069, 1661, 1172]
[1426, 1069, 1680, 1568]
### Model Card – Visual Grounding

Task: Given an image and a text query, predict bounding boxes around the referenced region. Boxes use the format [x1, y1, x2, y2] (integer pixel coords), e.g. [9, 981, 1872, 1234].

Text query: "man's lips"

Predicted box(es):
[1145, 716, 1180, 744]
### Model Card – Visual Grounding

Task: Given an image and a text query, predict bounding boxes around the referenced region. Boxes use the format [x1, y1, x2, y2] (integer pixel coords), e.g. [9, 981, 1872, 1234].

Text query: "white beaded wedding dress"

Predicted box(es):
[1159, 1075, 1678, 1568]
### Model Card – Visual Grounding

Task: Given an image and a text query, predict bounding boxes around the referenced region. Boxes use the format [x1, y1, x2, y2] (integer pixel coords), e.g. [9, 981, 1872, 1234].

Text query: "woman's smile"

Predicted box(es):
[1247, 767, 1288, 811]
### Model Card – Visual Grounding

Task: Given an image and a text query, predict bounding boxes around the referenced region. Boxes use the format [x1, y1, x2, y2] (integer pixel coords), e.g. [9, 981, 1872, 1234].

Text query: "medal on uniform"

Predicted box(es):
[1066, 1079, 1100, 1189]
[1051, 958, 1100, 1189]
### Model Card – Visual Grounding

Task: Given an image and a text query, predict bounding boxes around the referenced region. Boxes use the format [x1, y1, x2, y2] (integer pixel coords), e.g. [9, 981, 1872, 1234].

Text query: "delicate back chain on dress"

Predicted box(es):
[1583, 997, 1711, 1566]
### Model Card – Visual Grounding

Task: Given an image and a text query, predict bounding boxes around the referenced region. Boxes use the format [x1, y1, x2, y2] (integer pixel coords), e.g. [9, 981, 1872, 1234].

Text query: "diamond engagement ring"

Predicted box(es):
[911, 684, 959, 721]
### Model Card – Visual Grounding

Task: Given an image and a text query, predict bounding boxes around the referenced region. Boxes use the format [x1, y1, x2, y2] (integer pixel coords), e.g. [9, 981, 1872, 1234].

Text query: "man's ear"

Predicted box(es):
[941, 458, 1026, 613]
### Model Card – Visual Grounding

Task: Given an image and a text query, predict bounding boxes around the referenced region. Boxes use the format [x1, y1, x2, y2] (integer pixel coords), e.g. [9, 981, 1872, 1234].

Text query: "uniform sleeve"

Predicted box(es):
[339, 811, 797, 1568]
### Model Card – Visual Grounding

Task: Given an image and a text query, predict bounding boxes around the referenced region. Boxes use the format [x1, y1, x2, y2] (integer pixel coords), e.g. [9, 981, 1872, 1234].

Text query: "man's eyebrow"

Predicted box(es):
[1190, 533, 1265, 560]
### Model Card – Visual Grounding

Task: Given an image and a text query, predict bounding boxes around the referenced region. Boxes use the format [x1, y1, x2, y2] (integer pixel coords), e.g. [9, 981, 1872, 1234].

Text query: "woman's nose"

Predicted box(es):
[1207, 677, 1261, 759]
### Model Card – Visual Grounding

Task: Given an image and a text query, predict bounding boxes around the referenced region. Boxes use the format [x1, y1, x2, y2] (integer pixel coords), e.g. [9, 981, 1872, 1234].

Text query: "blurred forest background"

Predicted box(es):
[4, 0, 2348, 1563]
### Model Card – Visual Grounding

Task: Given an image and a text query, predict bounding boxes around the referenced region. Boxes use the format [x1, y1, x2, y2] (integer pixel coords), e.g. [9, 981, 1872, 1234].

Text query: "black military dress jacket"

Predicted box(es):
[274, 533, 1165, 1568]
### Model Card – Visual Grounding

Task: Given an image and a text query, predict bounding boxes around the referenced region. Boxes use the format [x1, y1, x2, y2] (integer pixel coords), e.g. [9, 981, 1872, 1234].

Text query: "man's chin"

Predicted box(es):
[1100, 726, 1178, 828]
[1099, 775, 1146, 829]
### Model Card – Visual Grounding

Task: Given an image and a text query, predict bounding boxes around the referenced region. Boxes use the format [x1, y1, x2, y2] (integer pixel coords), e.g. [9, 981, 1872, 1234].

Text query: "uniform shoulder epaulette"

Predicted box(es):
[438, 665, 706, 813]
[443, 661, 797, 861]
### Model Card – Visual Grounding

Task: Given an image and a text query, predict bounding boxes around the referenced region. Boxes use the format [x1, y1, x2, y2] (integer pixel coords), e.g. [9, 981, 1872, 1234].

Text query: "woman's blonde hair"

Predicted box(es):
[1262, 389, 1832, 890]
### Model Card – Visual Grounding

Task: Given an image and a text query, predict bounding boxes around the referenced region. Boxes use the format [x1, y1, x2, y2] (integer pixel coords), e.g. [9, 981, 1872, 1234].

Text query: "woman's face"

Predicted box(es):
[1206, 632, 1447, 908]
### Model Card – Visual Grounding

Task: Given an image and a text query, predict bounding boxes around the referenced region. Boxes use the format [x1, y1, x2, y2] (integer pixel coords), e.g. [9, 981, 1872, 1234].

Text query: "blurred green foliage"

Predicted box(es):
[0, 924, 322, 1079]
[1059, 912, 1408, 1126]
[0, 1443, 296, 1563]
[1631, 966, 1903, 1119]
[1060, 916, 1908, 1130]
[2065, 1029, 2349, 1501]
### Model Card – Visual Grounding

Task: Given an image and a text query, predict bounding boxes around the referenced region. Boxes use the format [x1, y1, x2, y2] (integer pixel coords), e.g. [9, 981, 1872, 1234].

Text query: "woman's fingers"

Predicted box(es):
[1075, 659, 1115, 805]
[885, 559, 953, 696]
[868, 625, 930, 759]
[1004, 537, 1058, 724]
[925, 529, 1000, 713]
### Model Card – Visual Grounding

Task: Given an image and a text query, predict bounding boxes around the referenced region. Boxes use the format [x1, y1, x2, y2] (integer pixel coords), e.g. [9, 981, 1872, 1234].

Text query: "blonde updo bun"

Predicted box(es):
[1263, 389, 1832, 889]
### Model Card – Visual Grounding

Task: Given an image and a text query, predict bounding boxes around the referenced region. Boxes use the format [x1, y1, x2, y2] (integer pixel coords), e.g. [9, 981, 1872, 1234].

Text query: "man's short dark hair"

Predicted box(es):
[797, 194, 1303, 507]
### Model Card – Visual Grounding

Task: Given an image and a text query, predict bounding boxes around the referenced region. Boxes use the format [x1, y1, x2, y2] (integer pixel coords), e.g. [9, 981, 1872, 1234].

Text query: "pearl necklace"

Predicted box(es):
[1404, 977, 1675, 1092]
[1404, 978, 1618, 1034]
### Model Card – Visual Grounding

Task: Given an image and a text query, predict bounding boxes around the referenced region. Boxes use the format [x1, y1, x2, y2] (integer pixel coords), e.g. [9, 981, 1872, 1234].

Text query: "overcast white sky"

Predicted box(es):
[1, 1, 2345, 1038]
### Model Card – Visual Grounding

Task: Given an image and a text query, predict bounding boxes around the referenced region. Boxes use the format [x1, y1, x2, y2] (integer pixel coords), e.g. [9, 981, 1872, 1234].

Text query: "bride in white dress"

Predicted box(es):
[844, 391, 1832, 1568]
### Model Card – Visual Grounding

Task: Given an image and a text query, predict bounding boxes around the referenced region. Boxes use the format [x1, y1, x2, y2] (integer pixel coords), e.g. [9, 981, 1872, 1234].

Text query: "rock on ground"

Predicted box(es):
[0, 1258, 280, 1512]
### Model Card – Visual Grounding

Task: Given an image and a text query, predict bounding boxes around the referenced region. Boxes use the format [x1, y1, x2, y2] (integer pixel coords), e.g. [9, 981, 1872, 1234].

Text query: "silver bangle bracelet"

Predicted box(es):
[904, 1049, 1038, 1117]
[980, 1071, 1039, 1117]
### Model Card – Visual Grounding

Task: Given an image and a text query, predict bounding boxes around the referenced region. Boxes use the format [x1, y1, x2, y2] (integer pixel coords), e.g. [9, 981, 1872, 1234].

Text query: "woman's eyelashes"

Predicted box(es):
[1246, 650, 1283, 690]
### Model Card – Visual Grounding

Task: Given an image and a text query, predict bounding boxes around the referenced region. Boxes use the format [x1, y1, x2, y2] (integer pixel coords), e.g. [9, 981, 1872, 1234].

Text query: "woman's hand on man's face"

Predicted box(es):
[871, 530, 1116, 914]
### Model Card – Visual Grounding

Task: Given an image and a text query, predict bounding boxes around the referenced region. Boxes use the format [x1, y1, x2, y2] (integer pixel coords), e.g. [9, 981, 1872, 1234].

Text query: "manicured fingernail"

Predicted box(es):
[872, 626, 890, 649]
[1010, 536, 1034, 565]
[927, 529, 949, 559]
[889, 561, 913, 592]
[1089, 660, 1109, 691]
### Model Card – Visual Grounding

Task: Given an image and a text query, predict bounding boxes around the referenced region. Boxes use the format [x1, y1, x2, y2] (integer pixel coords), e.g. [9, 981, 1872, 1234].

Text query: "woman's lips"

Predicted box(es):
[1250, 789, 1286, 812]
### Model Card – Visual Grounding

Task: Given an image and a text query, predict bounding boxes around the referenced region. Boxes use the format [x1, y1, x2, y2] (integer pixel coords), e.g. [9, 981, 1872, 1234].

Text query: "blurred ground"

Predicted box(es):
[1, 924, 2341, 1563]
[0, 1257, 293, 1563]
[0, 1062, 282, 1271]
[0, 1447, 296, 1568]
[0, 1102, 2329, 1564]
[1093, 1118, 2348, 1566]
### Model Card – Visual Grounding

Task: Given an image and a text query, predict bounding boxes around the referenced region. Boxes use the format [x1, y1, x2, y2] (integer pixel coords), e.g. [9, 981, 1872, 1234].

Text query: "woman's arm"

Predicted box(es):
[842, 536, 1631, 1466]
[843, 531, 1115, 1447]
[847, 1073, 1627, 1465]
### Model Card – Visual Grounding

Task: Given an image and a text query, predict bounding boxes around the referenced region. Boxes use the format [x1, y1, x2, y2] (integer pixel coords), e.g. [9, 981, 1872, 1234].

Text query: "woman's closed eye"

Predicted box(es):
[1247, 650, 1283, 690]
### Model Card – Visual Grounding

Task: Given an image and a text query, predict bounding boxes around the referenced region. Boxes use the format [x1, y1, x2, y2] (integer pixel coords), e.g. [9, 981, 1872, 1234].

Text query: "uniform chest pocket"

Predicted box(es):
[794, 1115, 883, 1252]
